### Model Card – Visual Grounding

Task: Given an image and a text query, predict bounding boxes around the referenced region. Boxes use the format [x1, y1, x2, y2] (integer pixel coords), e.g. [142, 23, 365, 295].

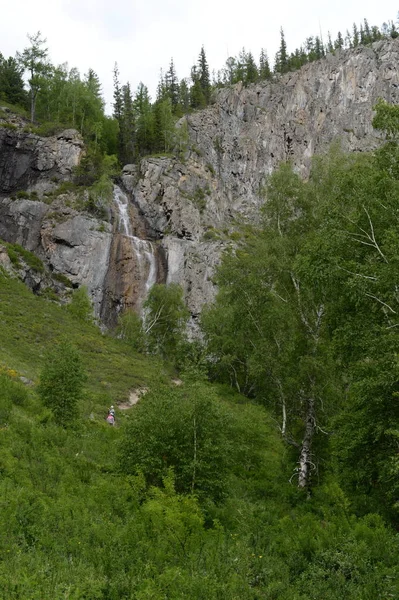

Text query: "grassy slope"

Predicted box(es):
[1, 271, 398, 599]
[0, 271, 168, 409]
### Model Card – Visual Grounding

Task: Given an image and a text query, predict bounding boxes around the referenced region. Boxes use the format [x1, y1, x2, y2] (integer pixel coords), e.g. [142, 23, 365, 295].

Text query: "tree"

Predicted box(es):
[165, 58, 179, 110]
[121, 82, 135, 163]
[334, 32, 344, 50]
[198, 46, 211, 104]
[143, 283, 189, 359]
[112, 62, 123, 160]
[178, 78, 190, 114]
[119, 383, 233, 501]
[17, 31, 51, 121]
[274, 28, 289, 74]
[259, 48, 271, 80]
[153, 98, 174, 152]
[134, 82, 155, 156]
[37, 340, 86, 426]
[244, 51, 258, 85]
[190, 66, 206, 109]
[0, 55, 27, 106]
[67, 286, 94, 323]
[202, 163, 335, 491]
[117, 309, 145, 351]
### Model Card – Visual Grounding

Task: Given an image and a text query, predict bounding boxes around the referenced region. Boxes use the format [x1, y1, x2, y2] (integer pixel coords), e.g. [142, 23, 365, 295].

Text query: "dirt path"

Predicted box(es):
[117, 387, 148, 410]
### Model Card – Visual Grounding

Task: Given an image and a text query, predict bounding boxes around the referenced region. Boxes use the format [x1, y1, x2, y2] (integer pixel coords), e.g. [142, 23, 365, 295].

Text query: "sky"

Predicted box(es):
[1, 0, 397, 113]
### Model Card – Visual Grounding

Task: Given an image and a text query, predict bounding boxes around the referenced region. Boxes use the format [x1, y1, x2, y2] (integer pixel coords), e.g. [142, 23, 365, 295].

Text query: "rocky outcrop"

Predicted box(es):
[1, 40, 399, 327]
[0, 123, 83, 195]
[123, 39, 399, 320]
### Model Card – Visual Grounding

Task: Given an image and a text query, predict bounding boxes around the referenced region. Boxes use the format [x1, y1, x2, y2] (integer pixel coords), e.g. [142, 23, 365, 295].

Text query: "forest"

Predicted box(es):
[0, 12, 399, 600]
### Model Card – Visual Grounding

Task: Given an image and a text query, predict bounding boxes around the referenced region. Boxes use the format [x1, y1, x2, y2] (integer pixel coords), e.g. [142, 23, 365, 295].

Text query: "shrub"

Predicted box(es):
[16, 190, 30, 199]
[37, 340, 86, 426]
[119, 383, 233, 502]
[67, 286, 94, 324]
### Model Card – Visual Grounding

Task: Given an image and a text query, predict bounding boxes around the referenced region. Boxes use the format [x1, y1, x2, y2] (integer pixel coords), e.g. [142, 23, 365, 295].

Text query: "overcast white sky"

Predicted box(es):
[1, 0, 397, 112]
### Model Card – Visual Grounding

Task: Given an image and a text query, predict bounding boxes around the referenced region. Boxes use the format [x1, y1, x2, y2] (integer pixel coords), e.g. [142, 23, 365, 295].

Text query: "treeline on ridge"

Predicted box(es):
[0, 15, 398, 166]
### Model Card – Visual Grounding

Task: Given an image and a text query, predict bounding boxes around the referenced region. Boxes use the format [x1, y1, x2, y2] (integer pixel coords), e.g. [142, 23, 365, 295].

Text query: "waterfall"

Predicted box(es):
[113, 185, 157, 302]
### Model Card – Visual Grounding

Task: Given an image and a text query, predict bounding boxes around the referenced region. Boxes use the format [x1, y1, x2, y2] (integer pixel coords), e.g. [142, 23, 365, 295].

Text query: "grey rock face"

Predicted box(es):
[0, 128, 83, 195]
[125, 39, 399, 318]
[41, 213, 113, 316]
[1, 40, 399, 327]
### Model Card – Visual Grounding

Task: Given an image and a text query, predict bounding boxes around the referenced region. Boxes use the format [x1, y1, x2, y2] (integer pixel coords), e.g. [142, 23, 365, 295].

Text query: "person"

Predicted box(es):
[106, 405, 115, 425]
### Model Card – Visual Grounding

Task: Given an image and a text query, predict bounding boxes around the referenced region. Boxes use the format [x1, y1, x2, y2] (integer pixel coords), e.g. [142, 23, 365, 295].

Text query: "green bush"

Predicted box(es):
[37, 340, 86, 426]
[16, 190, 30, 199]
[120, 383, 233, 502]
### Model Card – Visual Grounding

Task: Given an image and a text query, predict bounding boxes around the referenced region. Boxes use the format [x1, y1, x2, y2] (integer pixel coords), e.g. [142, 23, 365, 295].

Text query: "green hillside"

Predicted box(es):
[0, 264, 398, 598]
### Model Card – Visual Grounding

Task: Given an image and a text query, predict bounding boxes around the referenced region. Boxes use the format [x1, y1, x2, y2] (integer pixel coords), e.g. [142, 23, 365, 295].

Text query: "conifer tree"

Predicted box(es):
[179, 79, 190, 114]
[121, 82, 135, 163]
[334, 32, 344, 50]
[190, 66, 206, 109]
[274, 28, 289, 74]
[165, 58, 179, 110]
[326, 32, 334, 54]
[134, 82, 155, 156]
[198, 46, 211, 104]
[112, 62, 124, 160]
[245, 51, 258, 85]
[259, 48, 271, 80]
[352, 23, 360, 47]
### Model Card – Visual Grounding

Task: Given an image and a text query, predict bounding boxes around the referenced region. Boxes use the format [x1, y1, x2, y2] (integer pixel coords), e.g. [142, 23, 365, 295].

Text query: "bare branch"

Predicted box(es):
[365, 293, 396, 314]
[336, 265, 377, 281]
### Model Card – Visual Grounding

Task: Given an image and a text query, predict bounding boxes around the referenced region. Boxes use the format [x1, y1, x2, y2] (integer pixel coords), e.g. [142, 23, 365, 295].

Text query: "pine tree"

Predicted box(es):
[121, 82, 135, 163]
[198, 46, 211, 104]
[314, 36, 325, 60]
[153, 98, 174, 152]
[326, 32, 334, 54]
[352, 23, 360, 47]
[112, 62, 123, 161]
[156, 69, 168, 102]
[334, 32, 344, 50]
[245, 51, 258, 85]
[165, 58, 179, 110]
[190, 66, 206, 109]
[259, 48, 271, 80]
[223, 57, 237, 85]
[134, 82, 155, 156]
[179, 79, 190, 113]
[362, 19, 372, 43]
[274, 28, 289, 74]
[112, 62, 123, 122]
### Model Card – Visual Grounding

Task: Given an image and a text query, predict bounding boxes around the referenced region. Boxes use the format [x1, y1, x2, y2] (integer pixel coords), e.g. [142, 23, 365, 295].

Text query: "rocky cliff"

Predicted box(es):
[1, 39, 398, 326]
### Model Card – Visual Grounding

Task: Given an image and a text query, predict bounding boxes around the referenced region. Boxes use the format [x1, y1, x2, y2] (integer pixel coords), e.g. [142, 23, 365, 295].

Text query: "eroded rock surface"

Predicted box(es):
[122, 39, 399, 319]
[0, 125, 83, 195]
[1, 40, 399, 326]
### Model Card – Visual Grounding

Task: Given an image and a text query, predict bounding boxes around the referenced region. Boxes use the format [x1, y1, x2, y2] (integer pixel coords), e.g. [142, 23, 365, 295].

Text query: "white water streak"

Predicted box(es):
[113, 185, 156, 295]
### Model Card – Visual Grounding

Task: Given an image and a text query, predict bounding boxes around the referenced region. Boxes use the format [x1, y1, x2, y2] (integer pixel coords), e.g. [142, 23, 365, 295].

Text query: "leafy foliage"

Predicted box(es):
[120, 383, 233, 501]
[37, 340, 86, 425]
[144, 283, 190, 358]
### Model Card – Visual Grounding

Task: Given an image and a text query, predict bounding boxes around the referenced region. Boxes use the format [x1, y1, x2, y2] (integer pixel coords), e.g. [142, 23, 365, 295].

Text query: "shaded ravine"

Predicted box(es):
[100, 185, 166, 326]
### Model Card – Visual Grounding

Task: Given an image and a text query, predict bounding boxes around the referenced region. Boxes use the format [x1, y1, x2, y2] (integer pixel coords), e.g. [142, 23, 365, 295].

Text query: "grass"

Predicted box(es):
[0, 271, 168, 411]
[4, 242, 45, 272]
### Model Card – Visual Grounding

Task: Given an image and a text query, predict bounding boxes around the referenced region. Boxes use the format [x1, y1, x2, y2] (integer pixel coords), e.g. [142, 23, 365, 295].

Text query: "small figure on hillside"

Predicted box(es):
[106, 405, 115, 425]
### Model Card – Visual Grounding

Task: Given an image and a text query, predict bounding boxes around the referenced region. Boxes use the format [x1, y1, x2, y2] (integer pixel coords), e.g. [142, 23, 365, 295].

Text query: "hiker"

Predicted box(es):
[106, 405, 115, 425]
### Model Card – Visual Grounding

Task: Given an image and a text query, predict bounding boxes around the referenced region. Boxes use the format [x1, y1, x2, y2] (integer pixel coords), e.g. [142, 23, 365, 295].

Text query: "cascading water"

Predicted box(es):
[113, 184, 157, 305]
